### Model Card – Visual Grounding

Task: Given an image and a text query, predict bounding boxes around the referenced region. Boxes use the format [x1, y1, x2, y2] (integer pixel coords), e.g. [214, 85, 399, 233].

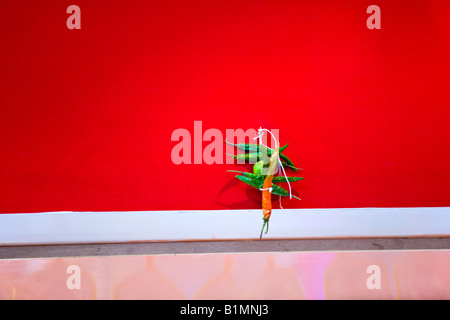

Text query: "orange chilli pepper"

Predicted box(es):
[260, 144, 279, 239]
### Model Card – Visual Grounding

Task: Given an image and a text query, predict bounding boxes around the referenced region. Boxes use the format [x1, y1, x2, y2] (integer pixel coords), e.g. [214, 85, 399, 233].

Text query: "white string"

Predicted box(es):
[253, 127, 292, 200]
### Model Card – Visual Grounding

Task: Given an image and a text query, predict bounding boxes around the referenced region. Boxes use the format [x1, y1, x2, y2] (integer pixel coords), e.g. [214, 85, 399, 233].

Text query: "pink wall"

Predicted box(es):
[1, 250, 449, 299]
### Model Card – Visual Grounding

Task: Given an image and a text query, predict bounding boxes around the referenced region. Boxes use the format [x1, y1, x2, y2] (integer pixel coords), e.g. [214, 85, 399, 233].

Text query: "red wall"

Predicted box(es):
[1, 1, 449, 213]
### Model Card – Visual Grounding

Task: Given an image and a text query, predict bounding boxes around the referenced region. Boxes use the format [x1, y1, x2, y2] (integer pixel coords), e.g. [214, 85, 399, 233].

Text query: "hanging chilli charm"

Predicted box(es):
[260, 143, 279, 239]
[226, 128, 304, 239]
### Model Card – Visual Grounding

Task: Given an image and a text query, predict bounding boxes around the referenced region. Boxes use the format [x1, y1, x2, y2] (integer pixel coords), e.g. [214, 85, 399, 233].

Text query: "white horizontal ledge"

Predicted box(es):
[0, 207, 449, 246]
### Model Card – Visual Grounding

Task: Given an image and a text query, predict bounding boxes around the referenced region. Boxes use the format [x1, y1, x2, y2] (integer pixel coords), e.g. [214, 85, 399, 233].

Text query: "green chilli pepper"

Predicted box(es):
[234, 175, 301, 200]
[272, 176, 304, 183]
[225, 140, 288, 155]
[227, 152, 298, 170]
[279, 153, 297, 172]
[235, 175, 261, 189]
[227, 170, 304, 183]
[230, 153, 261, 162]
[228, 170, 261, 180]
[271, 184, 301, 200]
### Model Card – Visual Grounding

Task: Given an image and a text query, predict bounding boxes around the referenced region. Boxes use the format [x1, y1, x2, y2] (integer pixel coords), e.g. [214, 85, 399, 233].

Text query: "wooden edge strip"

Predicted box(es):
[1, 237, 449, 259]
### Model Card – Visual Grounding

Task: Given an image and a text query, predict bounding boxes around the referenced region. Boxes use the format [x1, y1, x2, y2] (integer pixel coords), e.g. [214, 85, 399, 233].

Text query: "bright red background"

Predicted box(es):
[1, 0, 449, 213]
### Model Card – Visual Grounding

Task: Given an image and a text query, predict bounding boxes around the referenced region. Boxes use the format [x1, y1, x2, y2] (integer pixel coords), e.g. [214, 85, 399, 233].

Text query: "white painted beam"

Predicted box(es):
[0, 207, 449, 245]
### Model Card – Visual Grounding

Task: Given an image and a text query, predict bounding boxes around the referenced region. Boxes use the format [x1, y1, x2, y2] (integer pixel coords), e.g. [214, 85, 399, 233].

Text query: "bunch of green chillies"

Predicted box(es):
[225, 140, 297, 171]
[226, 140, 304, 199]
